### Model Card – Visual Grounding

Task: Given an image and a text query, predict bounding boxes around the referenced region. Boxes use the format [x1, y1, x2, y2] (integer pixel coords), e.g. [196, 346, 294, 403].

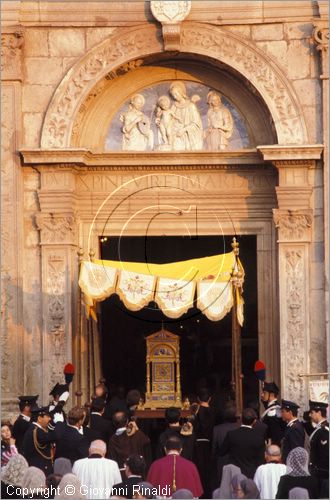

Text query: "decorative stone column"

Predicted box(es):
[258, 145, 323, 409]
[313, 22, 329, 365]
[35, 211, 78, 404]
[1, 28, 24, 417]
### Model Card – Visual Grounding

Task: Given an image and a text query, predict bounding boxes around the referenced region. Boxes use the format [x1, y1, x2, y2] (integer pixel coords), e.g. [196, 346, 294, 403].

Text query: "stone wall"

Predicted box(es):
[1, 1, 328, 417]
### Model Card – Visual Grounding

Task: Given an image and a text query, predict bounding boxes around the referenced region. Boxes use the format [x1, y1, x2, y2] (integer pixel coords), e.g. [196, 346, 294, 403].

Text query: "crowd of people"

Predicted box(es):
[1, 380, 328, 499]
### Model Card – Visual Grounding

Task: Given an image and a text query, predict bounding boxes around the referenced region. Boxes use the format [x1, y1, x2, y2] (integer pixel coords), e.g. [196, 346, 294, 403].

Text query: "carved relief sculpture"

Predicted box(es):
[205, 91, 234, 151]
[120, 94, 154, 151]
[155, 95, 175, 150]
[169, 81, 203, 151]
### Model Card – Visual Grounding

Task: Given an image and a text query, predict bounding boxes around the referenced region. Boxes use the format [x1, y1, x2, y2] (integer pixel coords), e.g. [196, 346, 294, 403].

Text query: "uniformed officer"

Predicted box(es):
[12, 395, 38, 454]
[48, 383, 69, 431]
[309, 400, 329, 481]
[22, 406, 57, 475]
[261, 381, 285, 446]
[280, 400, 305, 463]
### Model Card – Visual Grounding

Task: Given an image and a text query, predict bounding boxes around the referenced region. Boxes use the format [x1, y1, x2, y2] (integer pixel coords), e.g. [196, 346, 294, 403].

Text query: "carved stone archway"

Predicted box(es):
[41, 22, 308, 149]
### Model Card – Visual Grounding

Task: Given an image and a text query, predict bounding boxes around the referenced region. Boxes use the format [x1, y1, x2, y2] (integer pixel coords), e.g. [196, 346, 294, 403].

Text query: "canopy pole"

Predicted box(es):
[75, 248, 84, 407]
[231, 238, 243, 417]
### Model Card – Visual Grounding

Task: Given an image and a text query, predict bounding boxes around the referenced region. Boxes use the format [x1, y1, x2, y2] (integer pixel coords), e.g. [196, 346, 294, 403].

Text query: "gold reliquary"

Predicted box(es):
[144, 329, 182, 409]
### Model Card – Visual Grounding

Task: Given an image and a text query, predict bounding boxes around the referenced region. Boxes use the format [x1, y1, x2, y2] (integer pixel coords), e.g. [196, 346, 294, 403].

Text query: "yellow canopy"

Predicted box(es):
[79, 251, 244, 324]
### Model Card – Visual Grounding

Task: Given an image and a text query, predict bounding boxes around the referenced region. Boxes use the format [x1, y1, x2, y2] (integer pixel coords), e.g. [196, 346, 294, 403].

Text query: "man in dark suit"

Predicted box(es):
[54, 406, 90, 464]
[89, 397, 113, 446]
[212, 403, 239, 483]
[261, 381, 286, 446]
[280, 399, 305, 463]
[219, 407, 265, 478]
[22, 406, 56, 475]
[12, 395, 38, 454]
[309, 400, 329, 482]
[112, 454, 146, 498]
[156, 407, 195, 460]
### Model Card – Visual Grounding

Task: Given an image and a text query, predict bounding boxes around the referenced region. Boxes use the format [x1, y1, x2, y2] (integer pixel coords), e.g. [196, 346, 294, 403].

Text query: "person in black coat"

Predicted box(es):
[260, 382, 286, 446]
[22, 406, 56, 475]
[308, 400, 329, 482]
[12, 395, 38, 454]
[212, 403, 239, 483]
[89, 397, 113, 446]
[280, 400, 305, 463]
[54, 406, 89, 464]
[112, 454, 146, 499]
[219, 407, 265, 479]
[276, 447, 319, 499]
[156, 407, 195, 461]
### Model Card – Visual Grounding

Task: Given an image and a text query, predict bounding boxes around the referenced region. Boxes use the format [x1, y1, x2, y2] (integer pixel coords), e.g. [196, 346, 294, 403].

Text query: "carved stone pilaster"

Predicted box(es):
[279, 248, 309, 406]
[150, 1, 191, 51]
[35, 213, 78, 246]
[313, 22, 329, 79]
[36, 212, 78, 403]
[1, 29, 24, 81]
[273, 209, 313, 242]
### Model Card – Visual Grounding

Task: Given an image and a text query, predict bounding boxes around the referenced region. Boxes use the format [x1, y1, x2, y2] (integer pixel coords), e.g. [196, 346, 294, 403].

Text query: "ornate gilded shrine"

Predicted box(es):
[144, 329, 182, 409]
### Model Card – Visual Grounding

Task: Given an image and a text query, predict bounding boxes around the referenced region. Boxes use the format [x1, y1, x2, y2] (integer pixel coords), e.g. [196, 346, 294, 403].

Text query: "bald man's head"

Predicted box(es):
[265, 444, 281, 463]
[89, 439, 107, 457]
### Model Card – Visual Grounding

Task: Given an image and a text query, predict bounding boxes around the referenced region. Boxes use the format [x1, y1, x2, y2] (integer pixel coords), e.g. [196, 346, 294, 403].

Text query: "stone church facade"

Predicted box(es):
[1, 1, 328, 418]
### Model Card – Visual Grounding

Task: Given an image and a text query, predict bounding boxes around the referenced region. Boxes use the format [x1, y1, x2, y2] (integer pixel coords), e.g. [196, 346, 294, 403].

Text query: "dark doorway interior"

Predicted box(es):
[99, 236, 258, 405]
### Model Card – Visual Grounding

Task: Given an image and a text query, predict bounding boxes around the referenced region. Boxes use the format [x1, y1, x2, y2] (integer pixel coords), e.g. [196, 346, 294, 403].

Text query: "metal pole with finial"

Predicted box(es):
[75, 248, 84, 407]
[86, 249, 95, 403]
[231, 237, 243, 417]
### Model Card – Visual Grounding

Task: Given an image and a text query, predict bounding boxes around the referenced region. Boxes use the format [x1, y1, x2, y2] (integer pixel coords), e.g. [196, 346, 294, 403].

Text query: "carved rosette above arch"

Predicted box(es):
[40, 23, 308, 149]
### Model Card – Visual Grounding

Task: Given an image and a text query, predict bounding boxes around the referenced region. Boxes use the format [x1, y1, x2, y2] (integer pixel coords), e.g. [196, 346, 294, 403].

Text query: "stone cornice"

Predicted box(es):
[257, 145, 323, 162]
[20, 148, 263, 167]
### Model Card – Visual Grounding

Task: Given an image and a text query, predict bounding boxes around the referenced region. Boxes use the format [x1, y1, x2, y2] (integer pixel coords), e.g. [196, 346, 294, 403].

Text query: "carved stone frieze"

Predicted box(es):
[1, 30, 24, 81]
[273, 209, 312, 242]
[41, 23, 307, 149]
[284, 249, 306, 405]
[35, 213, 77, 245]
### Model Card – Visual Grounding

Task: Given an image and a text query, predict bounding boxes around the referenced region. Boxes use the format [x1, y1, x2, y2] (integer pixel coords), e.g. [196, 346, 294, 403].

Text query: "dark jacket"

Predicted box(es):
[12, 415, 31, 454]
[219, 425, 265, 478]
[309, 420, 329, 479]
[22, 423, 55, 475]
[281, 420, 305, 463]
[276, 474, 319, 499]
[112, 475, 143, 499]
[54, 424, 89, 464]
[156, 426, 195, 460]
[261, 401, 286, 446]
[89, 413, 113, 445]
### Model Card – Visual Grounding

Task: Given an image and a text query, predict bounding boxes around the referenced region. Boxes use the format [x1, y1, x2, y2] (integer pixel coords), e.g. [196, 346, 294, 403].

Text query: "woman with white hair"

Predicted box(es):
[1, 453, 28, 498]
[21, 466, 47, 499]
[276, 448, 319, 499]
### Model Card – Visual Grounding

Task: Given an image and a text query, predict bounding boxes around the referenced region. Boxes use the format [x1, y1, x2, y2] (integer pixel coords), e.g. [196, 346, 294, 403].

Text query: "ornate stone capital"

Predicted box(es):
[1, 29, 24, 81]
[313, 22, 329, 79]
[273, 209, 313, 242]
[35, 213, 78, 245]
[150, 1, 191, 50]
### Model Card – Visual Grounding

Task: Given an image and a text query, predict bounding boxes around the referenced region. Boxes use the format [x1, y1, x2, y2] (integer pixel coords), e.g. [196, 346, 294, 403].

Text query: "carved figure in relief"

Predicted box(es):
[120, 94, 153, 151]
[169, 81, 203, 151]
[205, 91, 234, 151]
[155, 95, 176, 150]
